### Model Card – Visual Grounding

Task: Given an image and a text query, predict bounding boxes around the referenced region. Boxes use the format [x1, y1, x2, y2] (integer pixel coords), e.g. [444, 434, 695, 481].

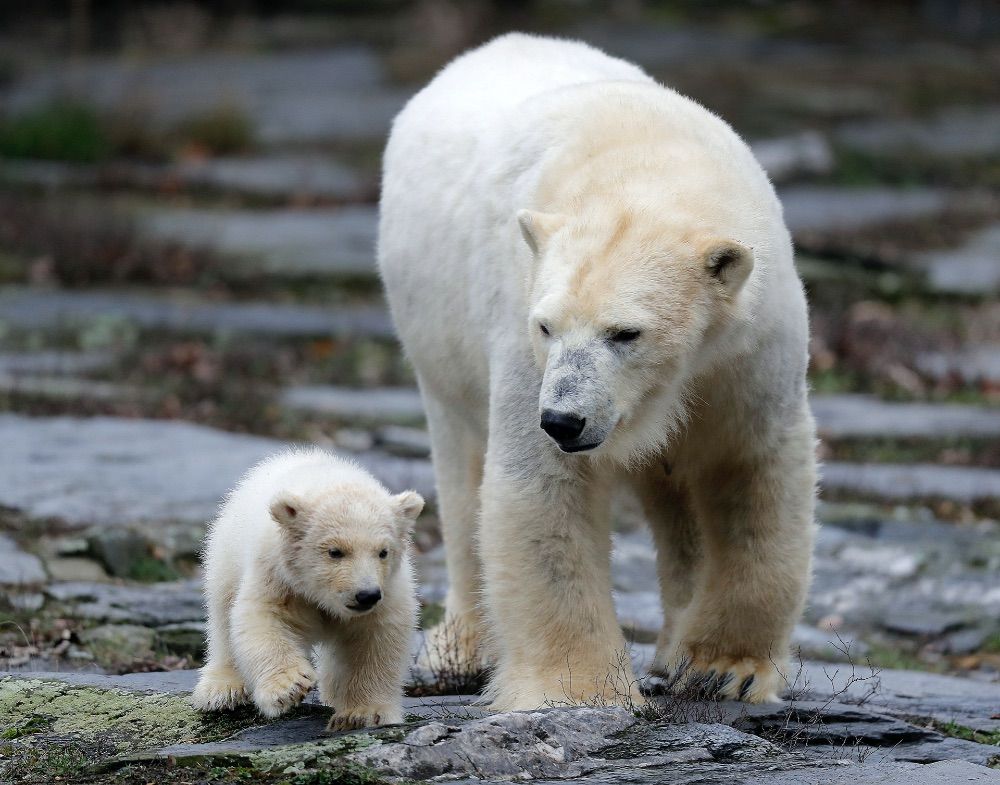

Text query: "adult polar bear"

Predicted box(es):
[379, 33, 816, 710]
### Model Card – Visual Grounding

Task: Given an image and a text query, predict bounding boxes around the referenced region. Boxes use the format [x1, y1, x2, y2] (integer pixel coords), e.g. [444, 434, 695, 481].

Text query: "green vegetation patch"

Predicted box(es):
[0, 102, 110, 163]
[934, 720, 1000, 747]
[0, 676, 339, 784]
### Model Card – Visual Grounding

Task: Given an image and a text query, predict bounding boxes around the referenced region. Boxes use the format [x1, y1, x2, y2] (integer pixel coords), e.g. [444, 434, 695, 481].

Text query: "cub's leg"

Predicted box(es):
[632, 468, 701, 677]
[191, 574, 249, 711]
[664, 418, 816, 703]
[479, 365, 639, 711]
[320, 611, 412, 731]
[230, 587, 316, 718]
[418, 393, 487, 677]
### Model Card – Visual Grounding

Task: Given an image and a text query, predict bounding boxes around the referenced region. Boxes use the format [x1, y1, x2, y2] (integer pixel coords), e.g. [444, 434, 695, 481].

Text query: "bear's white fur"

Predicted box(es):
[378, 33, 816, 711]
[191, 448, 422, 730]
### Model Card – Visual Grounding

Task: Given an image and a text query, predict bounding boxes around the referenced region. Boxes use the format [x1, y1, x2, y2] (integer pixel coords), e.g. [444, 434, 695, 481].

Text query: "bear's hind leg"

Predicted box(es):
[419, 394, 487, 679]
[192, 583, 249, 712]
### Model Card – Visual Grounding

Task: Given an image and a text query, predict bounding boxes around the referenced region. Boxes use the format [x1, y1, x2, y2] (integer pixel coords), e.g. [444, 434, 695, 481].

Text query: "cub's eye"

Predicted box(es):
[328, 548, 344, 559]
[539, 323, 550, 337]
[611, 329, 641, 343]
[378, 549, 388, 559]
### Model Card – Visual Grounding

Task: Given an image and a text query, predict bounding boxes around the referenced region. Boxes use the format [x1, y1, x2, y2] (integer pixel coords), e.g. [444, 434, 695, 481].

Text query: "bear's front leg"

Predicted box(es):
[230, 589, 316, 718]
[479, 456, 640, 711]
[319, 613, 410, 732]
[663, 423, 816, 703]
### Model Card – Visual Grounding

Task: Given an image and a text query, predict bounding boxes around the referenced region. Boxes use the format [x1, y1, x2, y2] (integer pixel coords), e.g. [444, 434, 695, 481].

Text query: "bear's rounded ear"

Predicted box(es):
[704, 240, 753, 293]
[269, 492, 307, 535]
[393, 490, 424, 524]
[517, 210, 567, 256]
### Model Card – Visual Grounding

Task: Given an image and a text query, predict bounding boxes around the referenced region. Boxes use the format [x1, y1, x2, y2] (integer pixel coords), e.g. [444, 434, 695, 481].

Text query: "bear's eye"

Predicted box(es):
[328, 548, 344, 559]
[611, 329, 641, 343]
[378, 549, 388, 559]
[539, 323, 550, 337]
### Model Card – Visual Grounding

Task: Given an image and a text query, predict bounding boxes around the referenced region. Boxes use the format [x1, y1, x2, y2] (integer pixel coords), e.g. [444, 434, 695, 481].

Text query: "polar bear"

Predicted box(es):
[378, 33, 816, 710]
[191, 448, 422, 729]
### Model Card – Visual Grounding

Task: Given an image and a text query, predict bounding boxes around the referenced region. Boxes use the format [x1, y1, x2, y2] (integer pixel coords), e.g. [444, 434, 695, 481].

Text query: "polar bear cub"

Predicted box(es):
[191, 448, 422, 730]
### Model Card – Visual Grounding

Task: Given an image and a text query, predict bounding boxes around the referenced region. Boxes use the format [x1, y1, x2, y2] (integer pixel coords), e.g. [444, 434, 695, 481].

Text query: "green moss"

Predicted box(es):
[1, 714, 53, 739]
[0, 102, 110, 163]
[934, 720, 1000, 746]
[862, 644, 942, 673]
[126, 555, 181, 583]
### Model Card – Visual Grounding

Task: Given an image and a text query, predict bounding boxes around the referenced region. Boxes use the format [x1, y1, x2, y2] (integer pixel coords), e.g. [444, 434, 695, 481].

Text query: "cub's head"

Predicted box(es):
[270, 484, 423, 619]
[518, 206, 756, 464]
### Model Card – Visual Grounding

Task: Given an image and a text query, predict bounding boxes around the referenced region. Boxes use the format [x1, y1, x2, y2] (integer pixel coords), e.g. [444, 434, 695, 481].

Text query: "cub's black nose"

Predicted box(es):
[354, 588, 382, 609]
[540, 409, 586, 443]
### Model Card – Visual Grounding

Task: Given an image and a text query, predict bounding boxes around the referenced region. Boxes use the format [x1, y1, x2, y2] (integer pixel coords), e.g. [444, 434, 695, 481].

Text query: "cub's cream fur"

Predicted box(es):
[191, 448, 422, 730]
[379, 34, 816, 710]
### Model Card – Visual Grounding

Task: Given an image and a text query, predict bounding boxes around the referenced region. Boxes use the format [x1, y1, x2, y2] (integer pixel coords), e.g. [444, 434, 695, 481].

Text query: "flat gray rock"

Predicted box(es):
[812, 394, 1000, 439]
[835, 105, 1000, 159]
[0, 286, 393, 338]
[0, 534, 46, 586]
[780, 186, 950, 235]
[46, 580, 204, 626]
[822, 461, 1000, 504]
[351, 706, 641, 781]
[2, 669, 997, 782]
[800, 661, 1000, 735]
[281, 385, 425, 422]
[0, 373, 127, 401]
[913, 224, 1000, 295]
[0, 414, 434, 528]
[162, 155, 371, 201]
[140, 205, 378, 277]
[0, 350, 115, 376]
[1, 48, 411, 144]
[917, 346, 1000, 385]
[16, 156, 374, 202]
[750, 131, 834, 182]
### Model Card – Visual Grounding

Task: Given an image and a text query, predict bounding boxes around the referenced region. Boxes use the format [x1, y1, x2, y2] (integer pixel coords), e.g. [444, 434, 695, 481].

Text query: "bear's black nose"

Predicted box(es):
[354, 588, 382, 609]
[540, 409, 586, 443]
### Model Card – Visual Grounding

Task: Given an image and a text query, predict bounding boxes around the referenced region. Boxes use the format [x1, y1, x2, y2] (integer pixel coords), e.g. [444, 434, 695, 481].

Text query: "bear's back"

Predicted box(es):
[390, 33, 652, 142]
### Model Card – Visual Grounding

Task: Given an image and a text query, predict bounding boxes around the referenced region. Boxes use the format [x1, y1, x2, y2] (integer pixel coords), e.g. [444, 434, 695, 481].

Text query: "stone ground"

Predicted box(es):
[0, 3, 998, 782]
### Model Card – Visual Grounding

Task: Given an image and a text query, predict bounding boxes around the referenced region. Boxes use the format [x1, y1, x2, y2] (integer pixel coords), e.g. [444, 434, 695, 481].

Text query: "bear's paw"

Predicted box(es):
[655, 650, 783, 704]
[325, 702, 401, 732]
[191, 666, 250, 712]
[252, 662, 316, 717]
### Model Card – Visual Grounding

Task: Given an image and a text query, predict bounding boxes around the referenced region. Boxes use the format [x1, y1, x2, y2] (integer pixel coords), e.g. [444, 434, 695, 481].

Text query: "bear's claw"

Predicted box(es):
[655, 650, 781, 703]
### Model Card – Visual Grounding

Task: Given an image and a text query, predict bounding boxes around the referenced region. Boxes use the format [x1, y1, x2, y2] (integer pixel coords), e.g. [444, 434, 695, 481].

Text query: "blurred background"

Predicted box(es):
[0, 0, 998, 691]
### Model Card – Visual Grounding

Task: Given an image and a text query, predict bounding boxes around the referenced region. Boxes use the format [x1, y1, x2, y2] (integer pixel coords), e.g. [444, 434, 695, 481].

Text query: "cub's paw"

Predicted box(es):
[191, 666, 250, 712]
[654, 648, 783, 703]
[252, 663, 316, 718]
[325, 703, 401, 732]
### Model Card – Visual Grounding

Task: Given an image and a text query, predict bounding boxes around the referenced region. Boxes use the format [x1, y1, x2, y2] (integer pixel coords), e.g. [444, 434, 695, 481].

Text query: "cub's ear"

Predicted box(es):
[393, 490, 424, 535]
[269, 492, 308, 535]
[704, 240, 753, 292]
[394, 490, 424, 521]
[517, 210, 566, 256]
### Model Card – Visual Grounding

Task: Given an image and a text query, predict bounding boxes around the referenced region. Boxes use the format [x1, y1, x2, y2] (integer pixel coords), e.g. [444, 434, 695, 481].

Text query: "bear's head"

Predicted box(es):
[269, 484, 423, 619]
[518, 205, 756, 464]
